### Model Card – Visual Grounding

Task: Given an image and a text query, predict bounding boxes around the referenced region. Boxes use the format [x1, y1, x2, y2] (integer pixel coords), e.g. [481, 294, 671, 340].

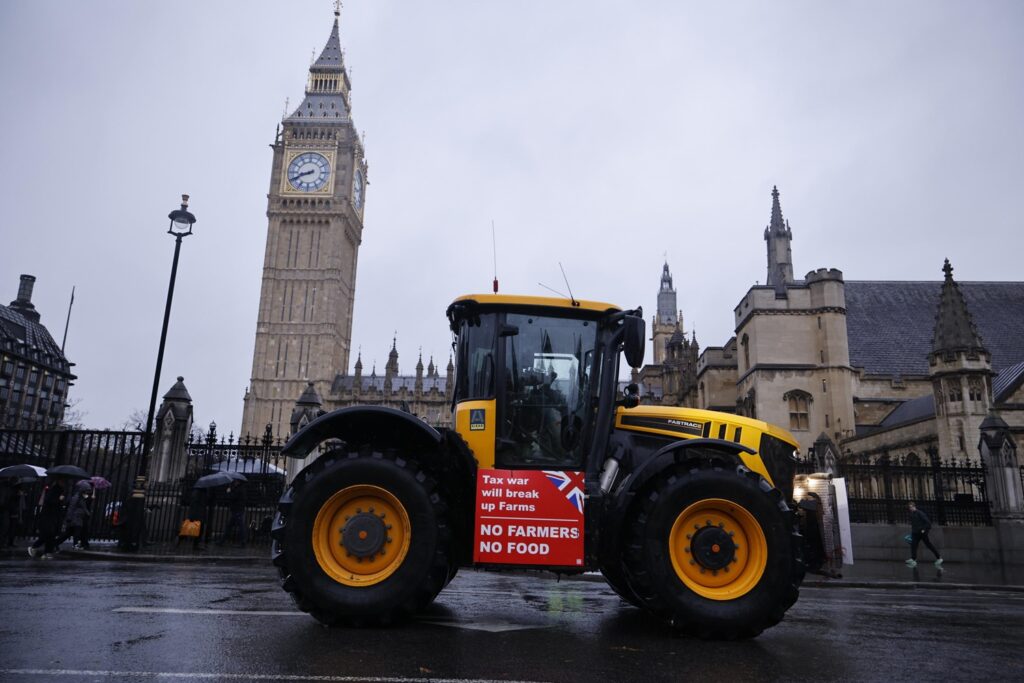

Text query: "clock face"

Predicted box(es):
[287, 152, 331, 192]
[353, 170, 364, 209]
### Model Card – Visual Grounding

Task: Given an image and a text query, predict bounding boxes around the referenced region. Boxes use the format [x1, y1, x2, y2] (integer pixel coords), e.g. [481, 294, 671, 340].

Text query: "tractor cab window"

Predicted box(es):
[497, 313, 596, 468]
[454, 314, 496, 401]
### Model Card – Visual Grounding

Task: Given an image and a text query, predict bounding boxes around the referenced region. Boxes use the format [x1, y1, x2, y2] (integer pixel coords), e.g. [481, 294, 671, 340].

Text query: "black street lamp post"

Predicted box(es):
[124, 195, 195, 551]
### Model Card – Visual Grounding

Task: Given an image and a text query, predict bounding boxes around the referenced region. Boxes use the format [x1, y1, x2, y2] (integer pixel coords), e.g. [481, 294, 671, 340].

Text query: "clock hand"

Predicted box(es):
[289, 169, 315, 182]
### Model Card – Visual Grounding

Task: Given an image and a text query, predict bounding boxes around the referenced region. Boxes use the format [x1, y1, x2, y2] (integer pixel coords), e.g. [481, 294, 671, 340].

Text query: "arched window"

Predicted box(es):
[741, 334, 750, 370]
[784, 390, 812, 431]
[968, 377, 984, 403]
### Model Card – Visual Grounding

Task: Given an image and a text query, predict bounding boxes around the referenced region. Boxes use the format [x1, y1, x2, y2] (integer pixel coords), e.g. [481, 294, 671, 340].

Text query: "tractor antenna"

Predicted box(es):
[538, 282, 567, 298]
[559, 262, 578, 307]
[491, 220, 499, 293]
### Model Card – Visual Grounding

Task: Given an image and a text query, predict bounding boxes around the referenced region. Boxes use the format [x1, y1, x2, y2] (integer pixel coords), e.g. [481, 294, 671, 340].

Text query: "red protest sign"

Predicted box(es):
[473, 468, 585, 567]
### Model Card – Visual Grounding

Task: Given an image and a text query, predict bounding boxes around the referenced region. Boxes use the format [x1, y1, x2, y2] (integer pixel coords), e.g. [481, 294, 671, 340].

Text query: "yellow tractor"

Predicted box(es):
[272, 294, 804, 638]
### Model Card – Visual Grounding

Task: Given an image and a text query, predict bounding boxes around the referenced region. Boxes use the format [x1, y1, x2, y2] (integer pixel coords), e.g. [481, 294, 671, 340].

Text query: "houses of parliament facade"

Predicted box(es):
[242, 11, 1024, 469]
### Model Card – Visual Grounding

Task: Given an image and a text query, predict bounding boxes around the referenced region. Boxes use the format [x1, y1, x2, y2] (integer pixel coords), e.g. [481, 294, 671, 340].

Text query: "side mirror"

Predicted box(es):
[623, 314, 645, 368]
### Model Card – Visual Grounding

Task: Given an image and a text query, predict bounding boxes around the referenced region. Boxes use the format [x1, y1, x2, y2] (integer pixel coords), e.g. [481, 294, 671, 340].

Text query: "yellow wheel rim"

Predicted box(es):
[668, 498, 767, 601]
[312, 485, 411, 587]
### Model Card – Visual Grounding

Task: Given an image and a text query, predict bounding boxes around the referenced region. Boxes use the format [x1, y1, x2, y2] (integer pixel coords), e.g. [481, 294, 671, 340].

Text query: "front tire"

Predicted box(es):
[271, 449, 452, 625]
[624, 459, 800, 639]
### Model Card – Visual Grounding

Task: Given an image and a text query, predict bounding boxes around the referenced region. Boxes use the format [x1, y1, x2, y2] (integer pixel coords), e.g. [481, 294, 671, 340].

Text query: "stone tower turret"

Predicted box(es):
[929, 259, 992, 460]
[652, 262, 682, 364]
[415, 351, 424, 394]
[764, 186, 794, 287]
[150, 377, 193, 483]
[384, 337, 399, 392]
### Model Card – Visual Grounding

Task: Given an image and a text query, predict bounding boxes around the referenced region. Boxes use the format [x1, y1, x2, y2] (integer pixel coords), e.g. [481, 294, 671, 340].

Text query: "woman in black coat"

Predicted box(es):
[28, 478, 66, 558]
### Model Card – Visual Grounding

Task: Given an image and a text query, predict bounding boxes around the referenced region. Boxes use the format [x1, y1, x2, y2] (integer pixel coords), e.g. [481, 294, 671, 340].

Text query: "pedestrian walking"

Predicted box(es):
[56, 483, 93, 550]
[906, 502, 943, 568]
[28, 478, 66, 559]
[217, 483, 247, 547]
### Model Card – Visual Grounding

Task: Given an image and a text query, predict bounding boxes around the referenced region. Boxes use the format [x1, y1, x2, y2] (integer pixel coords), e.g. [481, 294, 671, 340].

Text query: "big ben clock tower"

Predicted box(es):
[241, 6, 368, 438]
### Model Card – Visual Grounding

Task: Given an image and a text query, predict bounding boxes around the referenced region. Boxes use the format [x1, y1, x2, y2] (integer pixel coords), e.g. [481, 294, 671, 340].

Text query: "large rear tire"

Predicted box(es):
[271, 449, 452, 625]
[624, 459, 800, 639]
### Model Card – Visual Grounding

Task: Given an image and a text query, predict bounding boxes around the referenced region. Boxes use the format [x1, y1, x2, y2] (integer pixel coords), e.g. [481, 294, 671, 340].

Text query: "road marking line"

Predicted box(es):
[0, 671, 545, 683]
[113, 607, 304, 616]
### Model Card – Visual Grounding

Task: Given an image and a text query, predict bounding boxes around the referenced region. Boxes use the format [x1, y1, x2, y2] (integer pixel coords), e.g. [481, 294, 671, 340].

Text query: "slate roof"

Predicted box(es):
[845, 281, 1024, 377]
[285, 14, 351, 125]
[0, 301, 74, 375]
[993, 361, 1024, 403]
[880, 394, 935, 428]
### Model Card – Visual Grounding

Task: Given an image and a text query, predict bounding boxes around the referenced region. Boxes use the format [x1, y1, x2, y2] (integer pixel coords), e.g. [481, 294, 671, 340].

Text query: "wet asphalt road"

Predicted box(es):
[1, 558, 1022, 682]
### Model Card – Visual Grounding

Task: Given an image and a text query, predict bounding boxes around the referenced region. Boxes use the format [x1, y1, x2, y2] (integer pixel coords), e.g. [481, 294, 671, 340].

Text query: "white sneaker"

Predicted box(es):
[27, 546, 38, 558]
[905, 559, 917, 567]
[934, 558, 943, 567]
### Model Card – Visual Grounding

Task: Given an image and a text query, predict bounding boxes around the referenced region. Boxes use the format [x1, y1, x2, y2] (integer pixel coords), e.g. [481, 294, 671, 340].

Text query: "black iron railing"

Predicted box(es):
[796, 452, 991, 526]
[0, 425, 289, 548]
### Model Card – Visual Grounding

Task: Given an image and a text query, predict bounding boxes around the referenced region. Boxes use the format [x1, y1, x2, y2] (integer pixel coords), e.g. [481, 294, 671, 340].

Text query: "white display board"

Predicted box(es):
[833, 477, 854, 565]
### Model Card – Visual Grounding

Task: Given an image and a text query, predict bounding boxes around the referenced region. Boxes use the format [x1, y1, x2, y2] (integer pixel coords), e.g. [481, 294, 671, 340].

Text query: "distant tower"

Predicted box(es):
[384, 337, 399, 392]
[652, 262, 682, 364]
[764, 186, 794, 286]
[241, 7, 368, 437]
[929, 259, 992, 460]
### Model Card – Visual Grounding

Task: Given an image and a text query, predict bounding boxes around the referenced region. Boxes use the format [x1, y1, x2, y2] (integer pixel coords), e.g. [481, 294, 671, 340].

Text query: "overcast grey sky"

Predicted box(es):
[1, 1, 1021, 435]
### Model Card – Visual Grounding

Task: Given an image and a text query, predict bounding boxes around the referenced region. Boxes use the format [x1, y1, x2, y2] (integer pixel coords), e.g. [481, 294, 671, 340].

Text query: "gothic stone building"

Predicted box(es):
[0, 275, 76, 428]
[291, 343, 454, 434]
[693, 187, 1024, 465]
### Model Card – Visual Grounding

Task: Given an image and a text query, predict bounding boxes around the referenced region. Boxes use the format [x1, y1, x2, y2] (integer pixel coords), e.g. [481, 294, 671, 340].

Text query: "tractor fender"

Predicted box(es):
[599, 438, 755, 564]
[282, 405, 443, 460]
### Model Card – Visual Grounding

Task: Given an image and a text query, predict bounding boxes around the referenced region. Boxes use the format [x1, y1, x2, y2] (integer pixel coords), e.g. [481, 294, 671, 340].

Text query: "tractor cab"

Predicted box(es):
[446, 294, 644, 474]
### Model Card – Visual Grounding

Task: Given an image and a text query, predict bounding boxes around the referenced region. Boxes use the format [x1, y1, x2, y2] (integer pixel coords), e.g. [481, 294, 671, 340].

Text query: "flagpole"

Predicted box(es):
[61, 286, 75, 353]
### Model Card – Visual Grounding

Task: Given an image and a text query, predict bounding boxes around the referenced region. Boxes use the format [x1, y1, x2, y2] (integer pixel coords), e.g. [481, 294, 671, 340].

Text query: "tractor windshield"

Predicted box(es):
[498, 313, 597, 468]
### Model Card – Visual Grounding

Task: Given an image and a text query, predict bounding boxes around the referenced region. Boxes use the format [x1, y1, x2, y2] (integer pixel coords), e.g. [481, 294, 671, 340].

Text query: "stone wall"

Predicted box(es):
[850, 522, 1024, 569]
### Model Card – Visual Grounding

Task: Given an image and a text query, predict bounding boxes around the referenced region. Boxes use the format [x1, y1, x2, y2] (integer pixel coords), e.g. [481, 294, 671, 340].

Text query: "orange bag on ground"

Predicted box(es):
[179, 519, 201, 538]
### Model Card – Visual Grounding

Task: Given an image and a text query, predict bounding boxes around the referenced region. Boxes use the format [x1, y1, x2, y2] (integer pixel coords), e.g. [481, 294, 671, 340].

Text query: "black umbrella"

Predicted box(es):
[0, 464, 47, 480]
[193, 472, 235, 489]
[47, 464, 91, 479]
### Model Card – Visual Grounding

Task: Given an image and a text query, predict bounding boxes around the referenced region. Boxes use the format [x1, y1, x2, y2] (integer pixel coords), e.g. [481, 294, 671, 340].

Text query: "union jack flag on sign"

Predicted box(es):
[542, 470, 586, 513]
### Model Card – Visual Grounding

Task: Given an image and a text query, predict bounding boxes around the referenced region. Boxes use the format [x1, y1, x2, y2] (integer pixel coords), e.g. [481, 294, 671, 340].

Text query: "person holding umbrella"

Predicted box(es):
[0, 464, 45, 547]
[179, 473, 235, 551]
[56, 481, 94, 550]
[28, 476, 67, 558]
[217, 479, 248, 548]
